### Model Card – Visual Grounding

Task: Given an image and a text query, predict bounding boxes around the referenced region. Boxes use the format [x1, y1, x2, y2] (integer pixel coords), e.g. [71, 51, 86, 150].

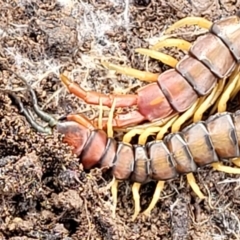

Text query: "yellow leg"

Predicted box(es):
[138, 127, 161, 145]
[230, 72, 240, 99]
[164, 17, 212, 34]
[217, 71, 240, 113]
[212, 162, 240, 174]
[151, 38, 192, 51]
[102, 61, 159, 82]
[111, 179, 119, 218]
[98, 97, 103, 129]
[123, 129, 144, 143]
[187, 173, 206, 199]
[232, 158, 240, 168]
[135, 48, 178, 68]
[156, 115, 179, 140]
[107, 98, 116, 138]
[132, 182, 142, 221]
[209, 79, 227, 116]
[117, 114, 176, 132]
[193, 80, 224, 122]
[142, 181, 165, 217]
[171, 99, 200, 133]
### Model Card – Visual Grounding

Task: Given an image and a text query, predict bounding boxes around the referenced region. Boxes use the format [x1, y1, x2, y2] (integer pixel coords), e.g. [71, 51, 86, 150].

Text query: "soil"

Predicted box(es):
[0, 0, 240, 239]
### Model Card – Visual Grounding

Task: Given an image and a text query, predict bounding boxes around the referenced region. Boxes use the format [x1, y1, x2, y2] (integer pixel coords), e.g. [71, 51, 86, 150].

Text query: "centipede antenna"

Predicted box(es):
[8, 92, 52, 134]
[4, 68, 57, 127]
[29, 88, 57, 127]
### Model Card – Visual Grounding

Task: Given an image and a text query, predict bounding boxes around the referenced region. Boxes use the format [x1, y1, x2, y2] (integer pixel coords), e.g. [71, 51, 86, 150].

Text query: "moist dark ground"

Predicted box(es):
[0, 0, 240, 239]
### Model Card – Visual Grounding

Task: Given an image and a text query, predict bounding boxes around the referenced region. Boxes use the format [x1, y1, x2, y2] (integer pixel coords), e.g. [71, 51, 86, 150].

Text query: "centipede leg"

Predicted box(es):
[167, 98, 207, 199]
[157, 111, 206, 200]
[171, 99, 200, 132]
[217, 71, 240, 112]
[62, 114, 96, 130]
[132, 182, 141, 221]
[151, 38, 192, 51]
[136, 38, 193, 67]
[232, 158, 240, 167]
[211, 162, 240, 174]
[156, 115, 179, 140]
[122, 126, 150, 220]
[110, 179, 119, 218]
[209, 69, 240, 115]
[142, 181, 165, 217]
[98, 97, 103, 129]
[164, 17, 212, 34]
[186, 173, 206, 199]
[193, 80, 225, 122]
[138, 127, 161, 145]
[102, 38, 192, 82]
[122, 115, 175, 143]
[105, 98, 119, 218]
[135, 49, 178, 68]
[229, 73, 240, 100]
[123, 129, 144, 143]
[107, 98, 116, 138]
[102, 61, 159, 82]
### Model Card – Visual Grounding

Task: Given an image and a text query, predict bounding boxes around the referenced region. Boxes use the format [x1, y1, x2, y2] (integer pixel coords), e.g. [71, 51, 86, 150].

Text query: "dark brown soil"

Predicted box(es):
[0, 0, 240, 239]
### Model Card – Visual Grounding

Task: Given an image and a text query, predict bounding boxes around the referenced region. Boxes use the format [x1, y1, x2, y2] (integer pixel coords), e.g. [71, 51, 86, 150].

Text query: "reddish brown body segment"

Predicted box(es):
[176, 56, 217, 95]
[157, 70, 198, 112]
[61, 15, 240, 128]
[57, 110, 240, 184]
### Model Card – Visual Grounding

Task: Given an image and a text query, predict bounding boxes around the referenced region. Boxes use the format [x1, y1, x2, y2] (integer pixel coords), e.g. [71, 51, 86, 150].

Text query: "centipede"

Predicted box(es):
[5, 80, 240, 221]
[2, 13, 240, 221]
[59, 13, 240, 139]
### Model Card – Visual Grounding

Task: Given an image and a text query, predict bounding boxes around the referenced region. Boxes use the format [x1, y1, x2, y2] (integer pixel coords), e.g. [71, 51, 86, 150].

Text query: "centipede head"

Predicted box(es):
[56, 120, 91, 157]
